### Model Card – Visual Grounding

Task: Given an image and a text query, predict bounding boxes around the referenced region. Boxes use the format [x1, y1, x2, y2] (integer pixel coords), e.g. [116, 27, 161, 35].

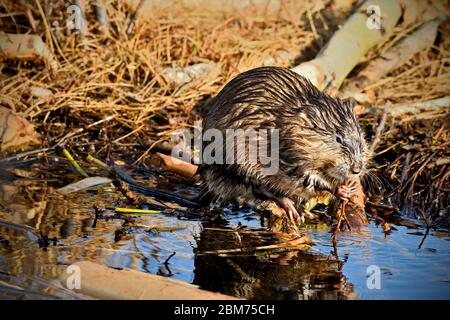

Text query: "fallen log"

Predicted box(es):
[389, 96, 450, 119]
[59, 261, 239, 300]
[362, 96, 450, 119]
[291, 0, 402, 92]
[341, 19, 441, 96]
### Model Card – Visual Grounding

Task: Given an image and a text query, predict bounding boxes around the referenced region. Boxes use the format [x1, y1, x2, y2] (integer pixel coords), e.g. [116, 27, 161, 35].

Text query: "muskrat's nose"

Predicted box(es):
[352, 165, 362, 175]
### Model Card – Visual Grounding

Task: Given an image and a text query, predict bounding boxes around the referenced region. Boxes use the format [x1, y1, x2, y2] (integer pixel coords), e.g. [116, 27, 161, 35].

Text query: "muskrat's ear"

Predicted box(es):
[343, 97, 356, 111]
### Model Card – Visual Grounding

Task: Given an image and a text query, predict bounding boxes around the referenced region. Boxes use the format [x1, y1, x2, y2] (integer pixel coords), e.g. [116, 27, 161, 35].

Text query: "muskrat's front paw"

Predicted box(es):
[337, 180, 359, 201]
[337, 185, 351, 201]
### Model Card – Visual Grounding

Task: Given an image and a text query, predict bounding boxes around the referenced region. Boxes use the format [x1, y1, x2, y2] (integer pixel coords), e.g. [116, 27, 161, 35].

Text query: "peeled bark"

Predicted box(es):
[341, 19, 441, 95]
[399, 0, 448, 26]
[361, 96, 450, 120]
[291, 0, 402, 92]
[389, 96, 450, 118]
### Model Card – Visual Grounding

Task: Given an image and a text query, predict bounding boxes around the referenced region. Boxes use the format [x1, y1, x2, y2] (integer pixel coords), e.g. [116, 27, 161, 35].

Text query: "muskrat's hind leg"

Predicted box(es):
[257, 186, 303, 224]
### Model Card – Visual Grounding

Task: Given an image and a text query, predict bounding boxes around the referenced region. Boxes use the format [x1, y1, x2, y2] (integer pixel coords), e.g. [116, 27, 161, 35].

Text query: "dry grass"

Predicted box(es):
[0, 0, 323, 157]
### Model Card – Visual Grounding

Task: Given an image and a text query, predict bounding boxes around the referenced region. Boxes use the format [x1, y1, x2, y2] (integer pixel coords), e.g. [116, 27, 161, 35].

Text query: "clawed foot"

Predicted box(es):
[258, 186, 304, 224]
[278, 197, 303, 224]
[336, 180, 359, 202]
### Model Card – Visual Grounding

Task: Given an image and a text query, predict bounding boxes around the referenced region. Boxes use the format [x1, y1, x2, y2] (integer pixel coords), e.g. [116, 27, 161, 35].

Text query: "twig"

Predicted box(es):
[86, 154, 108, 168]
[400, 152, 412, 181]
[164, 252, 176, 266]
[126, 0, 146, 35]
[92, 0, 109, 29]
[34, 0, 55, 64]
[417, 227, 430, 250]
[55, 115, 116, 147]
[0, 147, 51, 163]
[198, 235, 311, 255]
[332, 201, 346, 243]
[115, 207, 161, 214]
[111, 178, 143, 206]
[62, 148, 89, 177]
[369, 104, 389, 155]
[280, 0, 303, 35]
[389, 96, 450, 118]
[306, 2, 318, 41]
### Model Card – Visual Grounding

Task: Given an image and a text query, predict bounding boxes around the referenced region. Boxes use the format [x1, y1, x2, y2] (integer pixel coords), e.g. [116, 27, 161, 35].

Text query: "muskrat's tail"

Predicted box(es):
[111, 165, 209, 209]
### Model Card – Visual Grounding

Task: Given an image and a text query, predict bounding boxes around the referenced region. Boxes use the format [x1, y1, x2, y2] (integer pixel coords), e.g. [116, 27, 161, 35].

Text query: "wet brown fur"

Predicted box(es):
[198, 66, 368, 210]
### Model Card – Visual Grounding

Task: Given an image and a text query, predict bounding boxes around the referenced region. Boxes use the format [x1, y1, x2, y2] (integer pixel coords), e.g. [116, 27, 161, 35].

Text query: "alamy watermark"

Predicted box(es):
[366, 265, 381, 289]
[170, 121, 280, 175]
[65, 264, 81, 290]
[66, 3, 382, 31]
[66, 4, 87, 31]
[366, 5, 382, 30]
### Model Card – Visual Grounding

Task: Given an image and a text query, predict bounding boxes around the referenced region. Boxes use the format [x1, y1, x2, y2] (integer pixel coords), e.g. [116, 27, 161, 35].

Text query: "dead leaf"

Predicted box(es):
[57, 177, 112, 194]
[346, 178, 369, 228]
[257, 201, 300, 235]
[0, 107, 41, 153]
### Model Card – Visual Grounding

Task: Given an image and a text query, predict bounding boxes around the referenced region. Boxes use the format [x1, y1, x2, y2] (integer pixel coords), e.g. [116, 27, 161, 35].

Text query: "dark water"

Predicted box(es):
[0, 180, 449, 300]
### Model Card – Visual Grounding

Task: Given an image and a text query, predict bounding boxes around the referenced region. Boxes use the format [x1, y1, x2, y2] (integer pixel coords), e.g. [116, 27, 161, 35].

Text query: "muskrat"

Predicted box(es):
[197, 66, 369, 223]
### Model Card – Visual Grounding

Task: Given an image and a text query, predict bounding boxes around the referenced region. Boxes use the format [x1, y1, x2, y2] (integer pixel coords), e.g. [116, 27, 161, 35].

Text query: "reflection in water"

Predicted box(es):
[194, 226, 355, 299]
[0, 179, 449, 300]
[0, 181, 122, 299]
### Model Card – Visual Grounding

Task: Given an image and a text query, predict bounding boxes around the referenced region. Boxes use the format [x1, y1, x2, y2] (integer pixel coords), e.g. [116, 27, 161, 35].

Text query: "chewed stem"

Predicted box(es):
[332, 199, 352, 244]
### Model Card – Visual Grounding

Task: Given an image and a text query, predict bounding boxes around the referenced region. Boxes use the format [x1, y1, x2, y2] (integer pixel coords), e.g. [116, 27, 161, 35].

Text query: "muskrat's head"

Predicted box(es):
[325, 98, 368, 184]
[301, 97, 368, 187]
